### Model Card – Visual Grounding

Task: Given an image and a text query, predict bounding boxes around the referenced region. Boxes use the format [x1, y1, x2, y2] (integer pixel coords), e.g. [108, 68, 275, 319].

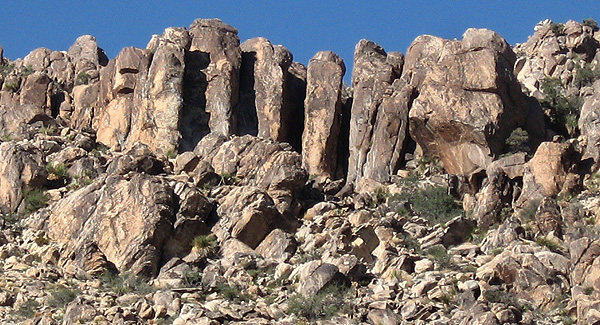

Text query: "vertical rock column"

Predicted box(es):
[346, 40, 402, 185]
[238, 37, 293, 142]
[125, 28, 190, 154]
[188, 18, 241, 136]
[301, 51, 345, 179]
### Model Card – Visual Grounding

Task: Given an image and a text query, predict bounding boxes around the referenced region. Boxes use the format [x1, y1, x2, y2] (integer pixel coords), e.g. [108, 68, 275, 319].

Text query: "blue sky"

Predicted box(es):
[1, 1, 599, 81]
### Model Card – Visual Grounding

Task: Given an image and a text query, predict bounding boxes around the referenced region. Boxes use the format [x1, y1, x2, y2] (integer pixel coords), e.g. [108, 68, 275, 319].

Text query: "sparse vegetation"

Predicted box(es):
[46, 162, 68, 180]
[221, 172, 241, 185]
[4, 81, 20, 92]
[504, 127, 530, 154]
[539, 77, 582, 137]
[165, 148, 177, 159]
[550, 22, 565, 35]
[14, 299, 40, 319]
[216, 284, 249, 302]
[23, 188, 48, 213]
[0, 63, 15, 77]
[426, 246, 453, 270]
[100, 271, 153, 296]
[536, 236, 562, 252]
[182, 268, 203, 287]
[75, 72, 91, 85]
[519, 200, 539, 223]
[583, 18, 599, 31]
[46, 285, 80, 309]
[584, 286, 594, 295]
[191, 234, 217, 258]
[286, 282, 353, 321]
[393, 185, 462, 225]
[19, 66, 34, 78]
[574, 62, 600, 88]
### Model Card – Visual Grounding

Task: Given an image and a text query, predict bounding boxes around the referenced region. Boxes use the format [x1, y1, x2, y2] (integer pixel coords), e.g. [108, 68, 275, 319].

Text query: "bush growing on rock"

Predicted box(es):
[504, 127, 530, 154]
[540, 77, 582, 137]
[393, 185, 462, 225]
[46, 285, 80, 309]
[23, 188, 48, 213]
[583, 18, 599, 30]
[286, 282, 353, 321]
[574, 62, 600, 88]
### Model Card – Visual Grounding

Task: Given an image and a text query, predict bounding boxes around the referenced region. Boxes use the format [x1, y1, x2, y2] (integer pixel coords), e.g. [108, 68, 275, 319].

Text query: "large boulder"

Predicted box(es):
[346, 40, 403, 184]
[19, 72, 51, 109]
[0, 142, 46, 214]
[188, 18, 241, 137]
[301, 51, 345, 179]
[41, 173, 177, 276]
[194, 134, 307, 216]
[406, 29, 529, 175]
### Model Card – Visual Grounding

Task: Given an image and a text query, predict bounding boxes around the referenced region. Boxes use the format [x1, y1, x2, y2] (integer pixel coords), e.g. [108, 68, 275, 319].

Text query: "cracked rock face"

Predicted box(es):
[406, 28, 530, 176]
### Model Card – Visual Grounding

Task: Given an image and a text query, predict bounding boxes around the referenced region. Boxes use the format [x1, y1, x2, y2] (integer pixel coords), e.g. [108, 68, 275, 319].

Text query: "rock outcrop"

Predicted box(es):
[346, 40, 403, 184]
[301, 51, 345, 179]
[406, 28, 530, 175]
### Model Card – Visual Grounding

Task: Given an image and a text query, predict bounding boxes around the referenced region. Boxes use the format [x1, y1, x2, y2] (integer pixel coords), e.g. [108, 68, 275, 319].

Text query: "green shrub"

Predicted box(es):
[583, 18, 599, 30]
[540, 77, 582, 138]
[0, 63, 15, 77]
[286, 282, 352, 321]
[550, 22, 565, 35]
[371, 187, 389, 206]
[4, 81, 19, 92]
[574, 63, 600, 88]
[46, 285, 80, 309]
[221, 172, 240, 185]
[23, 188, 48, 213]
[519, 200, 539, 222]
[182, 269, 203, 287]
[191, 234, 217, 258]
[20, 66, 34, 78]
[216, 284, 249, 302]
[505, 128, 530, 154]
[46, 162, 68, 179]
[165, 148, 177, 159]
[393, 185, 461, 225]
[15, 299, 40, 319]
[100, 271, 152, 296]
[426, 246, 453, 270]
[584, 287, 594, 295]
[75, 72, 91, 85]
[536, 236, 562, 252]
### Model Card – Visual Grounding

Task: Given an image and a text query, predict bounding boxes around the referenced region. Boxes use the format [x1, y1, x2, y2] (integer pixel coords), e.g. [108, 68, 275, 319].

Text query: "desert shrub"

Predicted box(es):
[165, 148, 177, 159]
[19, 66, 34, 78]
[24, 188, 48, 213]
[100, 271, 152, 296]
[0, 63, 15, 77]
[505, 128, 530, 154]
[46, 162, 67, 179]
[536, 236, 562, 252]
[216, 284, 249, 302]
[426, 246, 453, 270]
[393, 185, 461, 225]
[550, 22, 565, 35]
[46, 285, 80, 309]
[583, 18, 599, 30]
[15, 299, 40, 319]
[574, 62, 600, 88]
[519, 200, 539, 222]
[4, 81, 19, 92]
[182, 268, 203, 287]
[191, 234, 217, 258]
[286, 282, 353, 321]
[539, 77, 582, 137]
[75, 72, 91, 85]
[220, 172, 240, 185]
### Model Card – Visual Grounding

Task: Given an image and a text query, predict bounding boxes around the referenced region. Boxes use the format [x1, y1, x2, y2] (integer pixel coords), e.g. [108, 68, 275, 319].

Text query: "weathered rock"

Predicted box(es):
[346, 40, 403, 184]
[363, 78, 415, 182]
[579, 83, 600, 166]
[297, 262, 343, 296]
[255, 228, 296, 262]
[42, 173, 176, 276]
[516, 141, 580, 207]
[19, 72, 50, 109]
[301, 51, 345, 179]
[188, 18, 241, 136]
[213, 186, 282, 249]
[71, 83, 99, 131]
[23, 48, 51, 72]
[126, 28, 188, 154]
[406, 29, 529, 175]
[68, 35, 108, 76]
[195, 135, 307, 216]
[0, 103, 48, 137]
[238, 37, 295, 144]
[0, 142, 46, 214]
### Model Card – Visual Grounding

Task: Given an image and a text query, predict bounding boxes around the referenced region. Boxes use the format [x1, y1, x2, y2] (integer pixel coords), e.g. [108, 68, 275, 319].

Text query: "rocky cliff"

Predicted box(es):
[0, 18, 599, 324]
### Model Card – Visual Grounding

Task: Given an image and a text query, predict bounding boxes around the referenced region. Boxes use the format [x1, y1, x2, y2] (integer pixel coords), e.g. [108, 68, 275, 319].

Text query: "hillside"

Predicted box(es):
[0, 18, 599, 324]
